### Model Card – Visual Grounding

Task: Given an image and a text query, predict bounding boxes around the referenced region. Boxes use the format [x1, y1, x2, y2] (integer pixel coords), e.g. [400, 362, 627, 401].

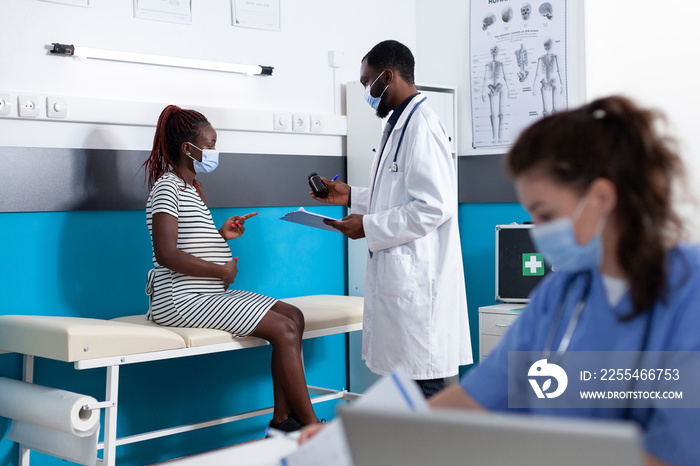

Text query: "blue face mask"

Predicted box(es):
[529, 195, 604, 273]
[363, 70, 388, 110]
[187, 143, 219, 174]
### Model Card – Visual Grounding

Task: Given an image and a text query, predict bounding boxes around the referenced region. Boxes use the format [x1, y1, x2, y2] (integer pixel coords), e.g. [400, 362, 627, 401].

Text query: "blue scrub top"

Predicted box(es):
[461, 244, 700, 465]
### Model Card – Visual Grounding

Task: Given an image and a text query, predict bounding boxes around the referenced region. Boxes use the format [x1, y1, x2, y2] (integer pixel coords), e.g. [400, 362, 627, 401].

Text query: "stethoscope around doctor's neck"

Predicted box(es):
[385, 96, 428, 173]
[366, 95, 427, 262]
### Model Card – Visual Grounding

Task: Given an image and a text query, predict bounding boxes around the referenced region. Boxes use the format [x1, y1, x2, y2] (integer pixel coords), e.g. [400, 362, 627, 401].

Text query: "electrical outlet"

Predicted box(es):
[310, 115, 324, 132]
[292, 114, 307, 132]
[47, 96, 68, 118]
[273, 112, 290, 131]
[18, 95, 40, 118]
[0, 93, 11, 116]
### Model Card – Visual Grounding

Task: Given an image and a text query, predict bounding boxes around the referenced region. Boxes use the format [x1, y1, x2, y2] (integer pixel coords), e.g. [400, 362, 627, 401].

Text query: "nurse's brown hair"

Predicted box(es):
[504, 96, 685, 318]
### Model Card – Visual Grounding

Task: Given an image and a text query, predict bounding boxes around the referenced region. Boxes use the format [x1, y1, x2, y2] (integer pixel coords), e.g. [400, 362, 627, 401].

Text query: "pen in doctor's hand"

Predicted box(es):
[332, 174, 339, 181]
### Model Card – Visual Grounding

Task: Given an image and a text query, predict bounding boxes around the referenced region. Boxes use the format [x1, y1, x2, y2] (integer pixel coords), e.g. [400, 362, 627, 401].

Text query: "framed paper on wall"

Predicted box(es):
[134, 0, 192, 25]
[467, 0, 585, 154]
[40, 0, 89, 6]
[232, 0, 281, 31]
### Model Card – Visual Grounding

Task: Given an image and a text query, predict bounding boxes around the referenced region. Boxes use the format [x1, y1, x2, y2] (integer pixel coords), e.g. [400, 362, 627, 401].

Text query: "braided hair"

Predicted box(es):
[142, 105, 209, 197]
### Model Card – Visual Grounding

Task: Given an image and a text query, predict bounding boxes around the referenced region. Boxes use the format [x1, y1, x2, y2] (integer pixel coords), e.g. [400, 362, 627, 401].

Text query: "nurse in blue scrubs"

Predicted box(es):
[430, 96, 700, 466]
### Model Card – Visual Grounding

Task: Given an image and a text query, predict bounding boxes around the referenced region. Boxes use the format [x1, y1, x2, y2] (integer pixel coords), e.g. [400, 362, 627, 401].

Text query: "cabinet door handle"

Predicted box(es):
[495, 323, 510, 327]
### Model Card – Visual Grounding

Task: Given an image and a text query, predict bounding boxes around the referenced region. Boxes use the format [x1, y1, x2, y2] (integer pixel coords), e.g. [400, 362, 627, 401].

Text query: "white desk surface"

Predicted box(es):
[478, 303, 526, 312]
[153, 436, 298, 466]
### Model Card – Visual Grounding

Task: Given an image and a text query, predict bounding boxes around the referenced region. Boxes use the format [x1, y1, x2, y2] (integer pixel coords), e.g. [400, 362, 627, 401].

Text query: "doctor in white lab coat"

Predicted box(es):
[312, 40, 472, 397]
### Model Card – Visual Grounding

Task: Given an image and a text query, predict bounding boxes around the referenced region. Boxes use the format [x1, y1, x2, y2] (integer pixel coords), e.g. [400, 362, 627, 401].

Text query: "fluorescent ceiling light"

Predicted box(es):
[50, 43, 273, 76]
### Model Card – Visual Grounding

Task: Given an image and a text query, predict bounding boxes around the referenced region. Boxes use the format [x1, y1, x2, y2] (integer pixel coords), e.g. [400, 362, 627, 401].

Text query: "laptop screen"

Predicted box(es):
[340, 406, 643, 466]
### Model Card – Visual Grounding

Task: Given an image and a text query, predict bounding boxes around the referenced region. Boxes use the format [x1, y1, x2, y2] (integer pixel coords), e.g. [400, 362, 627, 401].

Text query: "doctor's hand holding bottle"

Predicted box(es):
[309, 177, 349, 205]
[310, 177, 366, 239]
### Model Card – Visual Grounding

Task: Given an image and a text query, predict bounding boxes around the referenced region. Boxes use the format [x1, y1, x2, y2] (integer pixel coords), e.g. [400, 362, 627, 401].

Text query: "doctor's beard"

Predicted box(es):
[376, 98, 392, 119]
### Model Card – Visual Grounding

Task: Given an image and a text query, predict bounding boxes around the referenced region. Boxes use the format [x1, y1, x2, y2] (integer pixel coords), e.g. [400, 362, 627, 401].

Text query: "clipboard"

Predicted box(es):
[280, 207, 341, 233]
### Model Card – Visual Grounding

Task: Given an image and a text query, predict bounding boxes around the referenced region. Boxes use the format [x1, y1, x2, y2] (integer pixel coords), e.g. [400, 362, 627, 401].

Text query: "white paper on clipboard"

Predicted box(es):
[279, 207, 341, 233]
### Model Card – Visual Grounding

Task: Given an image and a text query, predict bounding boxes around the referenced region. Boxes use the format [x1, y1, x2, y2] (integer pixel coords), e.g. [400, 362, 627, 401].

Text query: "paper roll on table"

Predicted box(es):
[0, 376, 99, 435]
[0, 377, 100, 466]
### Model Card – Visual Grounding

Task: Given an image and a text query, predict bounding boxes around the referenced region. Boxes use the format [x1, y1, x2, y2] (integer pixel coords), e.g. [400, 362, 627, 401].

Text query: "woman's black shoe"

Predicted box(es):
[268, 415, 304, 434]
[288, 412, 306, 427]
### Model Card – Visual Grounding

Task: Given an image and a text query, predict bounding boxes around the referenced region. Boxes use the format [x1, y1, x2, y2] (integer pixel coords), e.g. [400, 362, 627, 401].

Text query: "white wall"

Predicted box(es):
[416, 0, 700, 235]
[5, 0, 698, 229]
[585, 0, 700, 236]
[1, 0, 416, 154]
[415, 0, 471, 153]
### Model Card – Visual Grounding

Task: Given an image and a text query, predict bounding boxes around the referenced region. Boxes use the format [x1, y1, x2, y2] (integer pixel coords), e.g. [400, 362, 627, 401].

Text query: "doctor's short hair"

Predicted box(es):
[363, 40, 415, 85]
[504, 95, 687, 318]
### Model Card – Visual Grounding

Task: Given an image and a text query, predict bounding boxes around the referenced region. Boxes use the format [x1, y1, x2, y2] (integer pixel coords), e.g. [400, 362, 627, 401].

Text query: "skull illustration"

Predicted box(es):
[502, 6, 513, 23]
[521, 3, 531, 21]
[483, 13, 496, 30]
[539, 2, 553, 20]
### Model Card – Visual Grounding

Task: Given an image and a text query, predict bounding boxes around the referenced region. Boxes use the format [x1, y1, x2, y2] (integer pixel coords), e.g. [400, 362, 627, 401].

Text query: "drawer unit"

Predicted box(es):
[478, 304, 524, 360]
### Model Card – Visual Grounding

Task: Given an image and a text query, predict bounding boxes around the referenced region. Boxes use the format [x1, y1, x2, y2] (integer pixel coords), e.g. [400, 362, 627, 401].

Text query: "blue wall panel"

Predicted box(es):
[0, 205, 347, 466]
[0, 201, 533, 465]
[457, 203, 530, 372]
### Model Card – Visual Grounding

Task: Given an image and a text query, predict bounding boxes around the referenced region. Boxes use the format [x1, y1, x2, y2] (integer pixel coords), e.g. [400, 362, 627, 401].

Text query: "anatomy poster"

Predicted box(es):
[470, 0, 568, 148]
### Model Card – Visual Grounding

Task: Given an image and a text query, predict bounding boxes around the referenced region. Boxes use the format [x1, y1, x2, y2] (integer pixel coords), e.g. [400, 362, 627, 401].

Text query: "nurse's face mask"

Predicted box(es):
[363, 70, 389, 110]
[529, 192, 606, 273]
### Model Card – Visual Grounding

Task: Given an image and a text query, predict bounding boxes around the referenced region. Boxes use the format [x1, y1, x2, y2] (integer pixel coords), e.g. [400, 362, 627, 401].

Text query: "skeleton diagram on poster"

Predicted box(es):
[470, 0, 568, 149]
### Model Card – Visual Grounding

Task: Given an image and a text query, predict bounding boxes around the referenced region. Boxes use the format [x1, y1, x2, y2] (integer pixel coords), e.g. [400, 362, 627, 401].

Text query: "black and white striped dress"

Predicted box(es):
[145, 172, 276, 337]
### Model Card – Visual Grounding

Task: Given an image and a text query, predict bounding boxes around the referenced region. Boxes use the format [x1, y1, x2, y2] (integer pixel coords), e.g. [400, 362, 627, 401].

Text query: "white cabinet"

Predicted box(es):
[478, 304, 524, 360]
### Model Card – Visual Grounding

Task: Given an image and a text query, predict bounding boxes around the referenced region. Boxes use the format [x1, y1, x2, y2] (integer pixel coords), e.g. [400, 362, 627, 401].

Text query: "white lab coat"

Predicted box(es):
[350, 94, 473, 379]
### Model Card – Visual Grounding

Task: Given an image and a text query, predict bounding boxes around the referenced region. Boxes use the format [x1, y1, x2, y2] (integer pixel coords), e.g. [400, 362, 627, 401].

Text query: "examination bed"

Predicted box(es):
[0, 294, 364, 466]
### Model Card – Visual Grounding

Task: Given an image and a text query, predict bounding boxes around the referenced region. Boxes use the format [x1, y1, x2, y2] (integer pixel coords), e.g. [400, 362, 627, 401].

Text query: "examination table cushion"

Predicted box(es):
[111, 315, 240, 347]
[112, 294, 365, 347]
[283, 295, 364, 333]
[0, 315, 186, 362]
[0, 295, 364, 362]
